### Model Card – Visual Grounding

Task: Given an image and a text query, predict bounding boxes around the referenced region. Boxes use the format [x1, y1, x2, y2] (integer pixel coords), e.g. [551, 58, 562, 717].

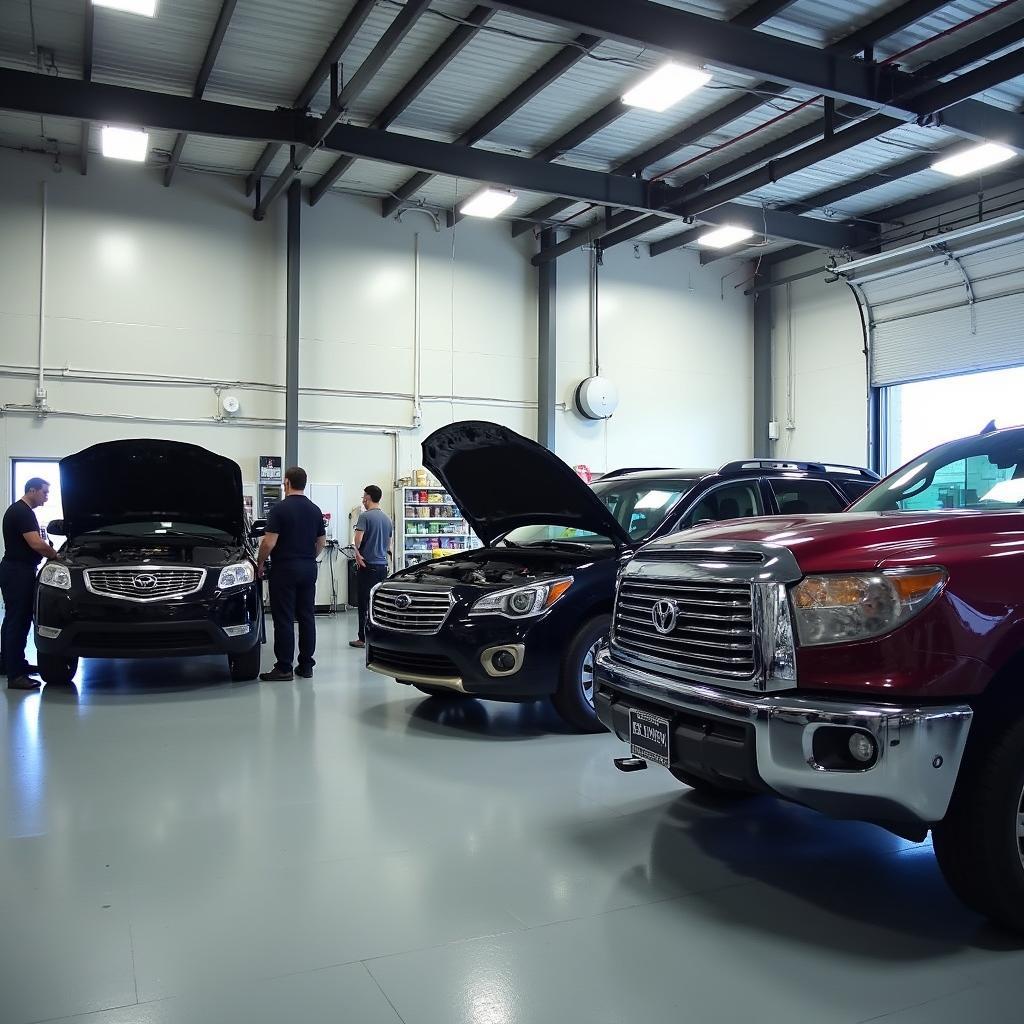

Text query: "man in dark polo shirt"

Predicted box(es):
[256, 466, 325, 682]
[2, 478, 60, 690]
[349, 484, 394, 649]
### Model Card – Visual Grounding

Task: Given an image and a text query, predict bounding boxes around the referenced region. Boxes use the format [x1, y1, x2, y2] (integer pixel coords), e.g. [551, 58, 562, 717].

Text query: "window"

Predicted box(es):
[836, 479, 876, 503]
[592, 479, 697, 541]
[770, 479, 847, 515]
[10, 458, 63, 543]
[682, 481, 763, 528]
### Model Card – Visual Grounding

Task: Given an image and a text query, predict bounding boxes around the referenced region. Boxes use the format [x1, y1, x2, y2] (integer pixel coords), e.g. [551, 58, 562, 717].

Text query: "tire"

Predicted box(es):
[228, 645, 262, 682]
[669, 768, 756, 800]
[37, 653, 79, 685]
[408, 682, 472, 698]
[932, 716, 1024, 932]
[551, 614, 610, 733]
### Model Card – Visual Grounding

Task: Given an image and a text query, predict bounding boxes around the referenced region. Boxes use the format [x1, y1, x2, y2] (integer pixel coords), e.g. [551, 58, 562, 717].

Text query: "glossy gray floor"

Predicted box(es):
[2, 616, 1022, 1024]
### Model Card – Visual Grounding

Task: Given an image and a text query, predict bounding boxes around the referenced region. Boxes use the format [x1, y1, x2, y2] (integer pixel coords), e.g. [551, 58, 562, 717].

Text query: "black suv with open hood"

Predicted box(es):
[34, 439, 264, 685]
[365, 421, 876, 730]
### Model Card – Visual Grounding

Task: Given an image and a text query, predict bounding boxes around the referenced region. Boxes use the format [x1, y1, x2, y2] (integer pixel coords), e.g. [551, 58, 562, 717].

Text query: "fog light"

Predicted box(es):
[224, 624, 251, 637]
[848, 731, 877, 764]
[37, 625, 62, 639]
[491, 650, 516, 672]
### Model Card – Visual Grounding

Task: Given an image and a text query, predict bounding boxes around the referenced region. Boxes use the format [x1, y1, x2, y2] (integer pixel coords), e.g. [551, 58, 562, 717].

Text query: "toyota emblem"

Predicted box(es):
[133, 574, 158, 590]
[651, 599, 678, 635]
[394, 593, 412, 610]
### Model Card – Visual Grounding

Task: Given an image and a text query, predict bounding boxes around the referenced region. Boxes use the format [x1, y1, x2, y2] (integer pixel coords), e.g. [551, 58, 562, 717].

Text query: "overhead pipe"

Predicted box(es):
[413, 232, 423, 427]
[36, 180, 48, 414]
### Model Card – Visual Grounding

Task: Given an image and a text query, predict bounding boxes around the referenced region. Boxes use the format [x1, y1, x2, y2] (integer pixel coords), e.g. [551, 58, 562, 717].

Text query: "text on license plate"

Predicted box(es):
[629, 709, 670, 767]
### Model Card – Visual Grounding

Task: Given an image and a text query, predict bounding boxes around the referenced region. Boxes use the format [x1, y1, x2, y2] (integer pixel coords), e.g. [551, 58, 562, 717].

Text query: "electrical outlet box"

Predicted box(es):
[768, 420, 780, 441]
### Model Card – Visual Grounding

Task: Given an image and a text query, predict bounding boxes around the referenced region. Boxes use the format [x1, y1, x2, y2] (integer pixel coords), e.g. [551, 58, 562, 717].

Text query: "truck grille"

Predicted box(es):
[84, 567, 206, 603]
[614, 578, 756, 680]
[371, 587, 453, 634]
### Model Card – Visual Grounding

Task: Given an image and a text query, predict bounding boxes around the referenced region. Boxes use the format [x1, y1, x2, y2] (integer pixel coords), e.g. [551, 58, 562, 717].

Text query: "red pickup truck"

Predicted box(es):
[595, 425, 1024, 931]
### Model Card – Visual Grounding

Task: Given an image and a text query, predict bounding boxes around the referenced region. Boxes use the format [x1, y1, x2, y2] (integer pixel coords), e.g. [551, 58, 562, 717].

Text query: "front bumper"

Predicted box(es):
[595, 648, 973, 826]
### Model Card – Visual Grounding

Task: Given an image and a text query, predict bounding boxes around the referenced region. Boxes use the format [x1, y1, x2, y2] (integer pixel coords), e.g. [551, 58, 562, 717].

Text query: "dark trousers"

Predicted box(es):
[1, 559, 36, 678]
[268, 559, 317, 671]
[357, 563, 389, 641]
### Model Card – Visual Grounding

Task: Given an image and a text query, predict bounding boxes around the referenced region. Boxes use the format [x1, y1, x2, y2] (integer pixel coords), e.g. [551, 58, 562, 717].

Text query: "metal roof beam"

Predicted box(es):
[164, 0, 238, 187]
[379, 31, 601, 218]
[309, 5, 496, 206]
[244, 0, 377, 196]
[254, 0, 431, 220]
[869, 166, 1024, 223]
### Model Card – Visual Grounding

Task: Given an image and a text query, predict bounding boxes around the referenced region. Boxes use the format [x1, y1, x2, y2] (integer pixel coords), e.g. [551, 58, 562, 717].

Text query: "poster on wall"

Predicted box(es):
[259, 456, 283, 484]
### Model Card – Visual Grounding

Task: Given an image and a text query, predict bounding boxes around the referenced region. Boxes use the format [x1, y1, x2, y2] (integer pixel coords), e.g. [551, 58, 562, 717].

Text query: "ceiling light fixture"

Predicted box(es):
[622, 62, 712, 113]
[698, 225, 755, 249]
[459, 188, 518, 219]
[93, 0, 158, 15]
[101, 126, 149, 162]
[931, 142, 1016, 178]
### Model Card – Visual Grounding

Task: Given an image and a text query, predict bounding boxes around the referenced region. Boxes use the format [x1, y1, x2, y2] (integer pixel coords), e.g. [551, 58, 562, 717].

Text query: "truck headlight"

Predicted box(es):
[39, 563, 72, 590]
[218, 562, 255, 589]
[791, 568, 947, 646]
[470, 577, 573, 618]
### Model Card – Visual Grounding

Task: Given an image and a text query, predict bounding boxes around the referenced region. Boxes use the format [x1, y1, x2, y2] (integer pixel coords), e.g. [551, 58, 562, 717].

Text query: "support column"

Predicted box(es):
[285, 180, 301, 468]
[537, 228, 557, 451]
[752, 264, 773, 457]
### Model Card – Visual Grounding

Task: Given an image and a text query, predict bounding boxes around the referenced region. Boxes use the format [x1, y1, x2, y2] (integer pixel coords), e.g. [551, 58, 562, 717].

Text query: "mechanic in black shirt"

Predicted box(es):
[256, 466, 325, 682]
[2, 477, 60, 690]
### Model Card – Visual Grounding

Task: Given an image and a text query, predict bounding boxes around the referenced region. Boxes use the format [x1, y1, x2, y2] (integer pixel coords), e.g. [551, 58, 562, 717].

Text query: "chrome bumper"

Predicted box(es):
[596, 648, 973, 825]
[366, 662, 467, 692]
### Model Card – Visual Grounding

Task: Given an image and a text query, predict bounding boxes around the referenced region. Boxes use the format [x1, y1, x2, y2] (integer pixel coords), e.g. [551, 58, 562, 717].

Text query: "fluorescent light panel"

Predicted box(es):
[93, 0, 158, 15]
[932, 142, 1015, 178]
[101, 126, 149, 162]
[698, 225, 755, 249]
[622, 62, 712, 113]
[459, 188, 518, 218]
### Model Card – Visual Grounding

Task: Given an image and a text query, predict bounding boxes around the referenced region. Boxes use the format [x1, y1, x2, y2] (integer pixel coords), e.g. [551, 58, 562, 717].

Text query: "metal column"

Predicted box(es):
[752, 266, 773, 457]
[285, 181, 301, 469]
[537, 228, 557, 451]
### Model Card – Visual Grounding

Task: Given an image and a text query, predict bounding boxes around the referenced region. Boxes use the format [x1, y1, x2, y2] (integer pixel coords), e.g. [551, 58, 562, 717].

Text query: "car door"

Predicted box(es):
[677, 478, 766, 529]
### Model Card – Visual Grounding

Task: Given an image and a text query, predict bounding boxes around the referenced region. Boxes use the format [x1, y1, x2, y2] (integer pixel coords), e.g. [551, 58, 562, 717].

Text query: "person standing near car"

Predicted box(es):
[349, 485, 393, 649]
[2, 478, 60, 690]
[257, 466, 325, 682]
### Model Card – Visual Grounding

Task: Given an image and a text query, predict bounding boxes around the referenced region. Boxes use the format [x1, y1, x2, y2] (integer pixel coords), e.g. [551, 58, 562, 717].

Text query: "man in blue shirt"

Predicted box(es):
[349, 485, 394, 649]
[257, 466, 325, 681]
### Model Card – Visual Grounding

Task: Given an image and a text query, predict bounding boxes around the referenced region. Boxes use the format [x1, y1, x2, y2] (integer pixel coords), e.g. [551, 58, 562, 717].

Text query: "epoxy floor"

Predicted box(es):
[3, 615, 1023, 1024]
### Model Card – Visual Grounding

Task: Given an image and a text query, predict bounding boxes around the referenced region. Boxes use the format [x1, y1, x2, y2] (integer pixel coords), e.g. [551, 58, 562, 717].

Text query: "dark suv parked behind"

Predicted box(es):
[34, 439, 264, 685]
[365, 421, 876, 731]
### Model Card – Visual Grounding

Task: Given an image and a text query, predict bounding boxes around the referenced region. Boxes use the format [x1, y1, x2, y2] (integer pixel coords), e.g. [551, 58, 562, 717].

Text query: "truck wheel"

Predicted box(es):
[552, 614, 610, 733]
[37, 653, 79, 685]
[932, 716, 1024, 932]
[408, 682, 471, 698]
[228, 645, 262, 682]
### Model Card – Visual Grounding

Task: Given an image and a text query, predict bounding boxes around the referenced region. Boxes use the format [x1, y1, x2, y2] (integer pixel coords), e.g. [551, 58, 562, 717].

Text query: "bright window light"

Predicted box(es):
[697, 225, 755, 249]
[93, 0, 158, 15]
[931, 142, 1015, 177]
[459, 188, 518, 219]
[101, 126, 149, 162]
[622, 62, 712, 113]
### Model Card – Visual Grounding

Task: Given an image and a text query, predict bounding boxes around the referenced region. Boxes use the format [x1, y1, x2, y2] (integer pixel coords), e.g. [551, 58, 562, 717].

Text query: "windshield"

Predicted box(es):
[80, 521, 234, 540]
[502, 478, 697, 546]
[851, 432, 1024, 513]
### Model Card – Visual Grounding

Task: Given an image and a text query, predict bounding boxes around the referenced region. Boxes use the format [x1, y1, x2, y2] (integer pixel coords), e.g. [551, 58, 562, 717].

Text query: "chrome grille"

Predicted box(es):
[371, 587, 453, 634]
[613, 578, 756, 680]
[84, 567, 206, 603]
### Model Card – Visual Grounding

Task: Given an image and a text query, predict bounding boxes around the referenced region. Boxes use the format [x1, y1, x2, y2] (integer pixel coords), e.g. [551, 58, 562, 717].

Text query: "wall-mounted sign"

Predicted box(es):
[259, 455, 283, 484]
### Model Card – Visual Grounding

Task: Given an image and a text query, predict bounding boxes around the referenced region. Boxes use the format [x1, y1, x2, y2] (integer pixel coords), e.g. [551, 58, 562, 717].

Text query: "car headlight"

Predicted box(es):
[791, 567, 947, 646]
[470, 577, 573, 618]
[218, 562, 255, 589]
[39, 563, 72, 590]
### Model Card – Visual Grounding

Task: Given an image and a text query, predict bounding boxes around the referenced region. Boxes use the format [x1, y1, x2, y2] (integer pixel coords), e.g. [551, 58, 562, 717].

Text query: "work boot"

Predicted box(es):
[8, 675, 42, 691]
[259, 667, 293, 682]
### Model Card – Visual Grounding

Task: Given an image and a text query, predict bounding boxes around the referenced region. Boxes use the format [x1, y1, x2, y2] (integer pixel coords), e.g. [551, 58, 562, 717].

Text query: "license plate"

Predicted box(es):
[629, 708, 670, 767]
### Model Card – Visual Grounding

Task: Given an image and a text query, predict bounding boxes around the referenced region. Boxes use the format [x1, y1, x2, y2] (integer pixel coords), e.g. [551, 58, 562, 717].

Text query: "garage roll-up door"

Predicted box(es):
[834, 213, 1024, 388]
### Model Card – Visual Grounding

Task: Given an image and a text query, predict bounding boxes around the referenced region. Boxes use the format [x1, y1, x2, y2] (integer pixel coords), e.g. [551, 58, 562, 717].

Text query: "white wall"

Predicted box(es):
[770, 251, 870, 467]
[0, 148, 754, 536]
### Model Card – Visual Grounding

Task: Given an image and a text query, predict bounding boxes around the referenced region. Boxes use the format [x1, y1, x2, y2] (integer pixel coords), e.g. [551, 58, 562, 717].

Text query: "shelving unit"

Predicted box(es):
[396, 485, 481, 569]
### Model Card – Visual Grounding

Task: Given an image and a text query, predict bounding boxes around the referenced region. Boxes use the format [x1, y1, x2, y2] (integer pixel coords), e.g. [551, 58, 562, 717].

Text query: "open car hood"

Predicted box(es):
[59, 439, 245, 540]
[421, 421, 631, 547]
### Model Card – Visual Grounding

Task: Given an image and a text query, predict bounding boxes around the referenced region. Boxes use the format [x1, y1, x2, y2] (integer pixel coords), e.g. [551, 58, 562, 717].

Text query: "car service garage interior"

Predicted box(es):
[3, 1, 1024, 1022]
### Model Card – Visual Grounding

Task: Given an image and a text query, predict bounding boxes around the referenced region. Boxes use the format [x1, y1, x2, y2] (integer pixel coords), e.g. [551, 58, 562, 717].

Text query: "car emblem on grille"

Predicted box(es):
[651, 599, 678, 635]
[393, 593, 412, 609]
[133, 574, 159, 590]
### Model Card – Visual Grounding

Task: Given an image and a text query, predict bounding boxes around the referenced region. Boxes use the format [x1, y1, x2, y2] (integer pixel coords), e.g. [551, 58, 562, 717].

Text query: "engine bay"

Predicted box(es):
[398, 549, 591, 587]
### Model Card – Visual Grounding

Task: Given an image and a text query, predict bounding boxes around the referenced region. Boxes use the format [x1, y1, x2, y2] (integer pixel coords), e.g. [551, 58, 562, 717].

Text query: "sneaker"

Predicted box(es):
[349, 640, 366, 649]
[259, 667, 294, 682]
[295, 666, 314, 679]
[8, 675, 42, 691]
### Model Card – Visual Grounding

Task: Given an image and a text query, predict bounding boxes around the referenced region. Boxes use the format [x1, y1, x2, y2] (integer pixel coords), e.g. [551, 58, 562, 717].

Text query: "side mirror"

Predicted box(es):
[47, 519, 66, 537]
[250, 519, 267, 539]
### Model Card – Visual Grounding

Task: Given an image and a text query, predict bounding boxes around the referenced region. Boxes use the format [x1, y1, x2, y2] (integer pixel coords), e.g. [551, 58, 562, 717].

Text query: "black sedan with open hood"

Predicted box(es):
[366, 422, 877, 730]
[34, 439, 264, 685]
